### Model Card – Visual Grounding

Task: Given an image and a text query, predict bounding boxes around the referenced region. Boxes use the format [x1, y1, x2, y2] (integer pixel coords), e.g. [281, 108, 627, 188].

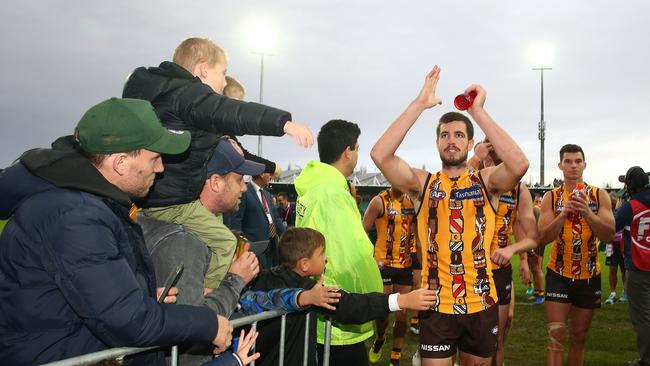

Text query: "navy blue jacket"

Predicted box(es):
[230, 183, 285, 242]
[0, 137, 217, 365]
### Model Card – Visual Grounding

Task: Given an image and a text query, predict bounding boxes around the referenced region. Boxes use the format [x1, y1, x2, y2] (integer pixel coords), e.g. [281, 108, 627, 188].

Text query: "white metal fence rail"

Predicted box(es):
[41, 310, 333, 366]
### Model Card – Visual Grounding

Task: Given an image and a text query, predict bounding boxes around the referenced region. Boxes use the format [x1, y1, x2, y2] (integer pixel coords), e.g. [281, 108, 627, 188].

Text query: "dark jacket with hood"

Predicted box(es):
[0, 137, 217, 365]
[123, 61, 291, 208]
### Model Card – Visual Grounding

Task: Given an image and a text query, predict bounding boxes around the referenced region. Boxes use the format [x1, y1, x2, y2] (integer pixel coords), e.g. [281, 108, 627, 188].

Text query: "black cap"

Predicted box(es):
[619, 166, 649, 191]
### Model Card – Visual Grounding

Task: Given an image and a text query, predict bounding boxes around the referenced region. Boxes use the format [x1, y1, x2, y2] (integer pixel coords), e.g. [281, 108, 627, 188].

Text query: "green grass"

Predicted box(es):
[365, 250, 637, 365]
[0, 220, 5, 234]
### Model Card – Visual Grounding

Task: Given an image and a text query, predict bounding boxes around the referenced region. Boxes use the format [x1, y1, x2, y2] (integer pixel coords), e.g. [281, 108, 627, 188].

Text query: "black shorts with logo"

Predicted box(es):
[380, 266, 413, 286]
[492, 267, 513, 306]
[545, 269, 601, 309]
[419, 306, 498, 359]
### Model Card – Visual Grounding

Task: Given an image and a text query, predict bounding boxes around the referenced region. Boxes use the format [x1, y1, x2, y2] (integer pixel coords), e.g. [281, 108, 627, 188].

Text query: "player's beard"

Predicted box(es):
[440, 150, 469, 168]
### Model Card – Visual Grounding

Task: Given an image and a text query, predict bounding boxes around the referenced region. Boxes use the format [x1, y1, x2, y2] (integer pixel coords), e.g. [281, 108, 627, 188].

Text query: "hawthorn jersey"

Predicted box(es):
[548, 183, 601, 279]
[417, 170, 497, 314]
[490, 185, 520, 270]
[374, 190, 417, 268]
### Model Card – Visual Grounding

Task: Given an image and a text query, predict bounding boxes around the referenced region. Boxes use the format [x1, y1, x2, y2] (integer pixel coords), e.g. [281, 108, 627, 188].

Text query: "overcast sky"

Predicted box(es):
[2, 0, 648, 188]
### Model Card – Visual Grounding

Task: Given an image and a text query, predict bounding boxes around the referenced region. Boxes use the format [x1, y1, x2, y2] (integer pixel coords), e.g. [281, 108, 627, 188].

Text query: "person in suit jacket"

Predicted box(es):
[276, 192, 296, 228]
[230, 171, 285, 269]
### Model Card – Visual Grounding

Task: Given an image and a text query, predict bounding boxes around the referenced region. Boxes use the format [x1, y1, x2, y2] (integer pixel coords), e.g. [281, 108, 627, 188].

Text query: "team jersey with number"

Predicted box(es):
[417, 170, 497, 314]
[548, 183, 601, 279]
[374, 190, 416, 268]
[490, 185, 520, 270]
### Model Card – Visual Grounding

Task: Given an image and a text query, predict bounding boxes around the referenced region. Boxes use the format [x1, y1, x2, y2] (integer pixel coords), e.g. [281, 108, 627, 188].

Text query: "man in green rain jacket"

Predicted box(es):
[294, 119, 383, 366]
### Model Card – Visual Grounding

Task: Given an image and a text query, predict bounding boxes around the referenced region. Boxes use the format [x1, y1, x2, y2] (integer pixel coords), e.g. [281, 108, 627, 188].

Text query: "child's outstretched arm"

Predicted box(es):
[238, 288, 304, 315]
[320, 288, 437, 324]
[184, 90, 313, 148]
[396, 288, 437, 310]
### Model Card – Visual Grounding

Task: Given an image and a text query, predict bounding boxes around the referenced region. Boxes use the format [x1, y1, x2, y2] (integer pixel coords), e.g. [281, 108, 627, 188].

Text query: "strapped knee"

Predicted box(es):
[547, 322, 566, 352]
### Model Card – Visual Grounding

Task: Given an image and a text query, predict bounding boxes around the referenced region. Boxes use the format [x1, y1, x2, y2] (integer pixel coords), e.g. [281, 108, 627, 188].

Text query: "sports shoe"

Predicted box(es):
[604, 292, 617, 305]
[409, 323, 420, 335]
[618, 293, 629, 303]
[532, 295, 545, 305]
[527, 294, 536, 301]
[526, 286, 534, 295]
[368, 338, 385, 363]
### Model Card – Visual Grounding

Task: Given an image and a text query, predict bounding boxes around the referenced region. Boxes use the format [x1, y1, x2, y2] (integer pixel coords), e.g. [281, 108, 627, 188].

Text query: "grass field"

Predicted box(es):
[365, 251, 637, 366]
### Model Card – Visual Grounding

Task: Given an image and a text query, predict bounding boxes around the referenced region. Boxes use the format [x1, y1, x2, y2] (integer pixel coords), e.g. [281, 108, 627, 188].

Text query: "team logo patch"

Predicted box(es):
[491, 326, 499, 335]
[452, 186, 483, 201]
[430, 189, 447, 200]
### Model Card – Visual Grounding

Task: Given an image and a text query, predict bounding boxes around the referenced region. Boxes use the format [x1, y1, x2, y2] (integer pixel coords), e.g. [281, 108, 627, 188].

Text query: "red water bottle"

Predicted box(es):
[567, 182, 585, 222]
[454, 90, 477, 111]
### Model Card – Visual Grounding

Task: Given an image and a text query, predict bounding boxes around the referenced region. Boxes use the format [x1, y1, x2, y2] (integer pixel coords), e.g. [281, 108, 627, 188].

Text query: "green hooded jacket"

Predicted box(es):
[294, 160, 383, 345]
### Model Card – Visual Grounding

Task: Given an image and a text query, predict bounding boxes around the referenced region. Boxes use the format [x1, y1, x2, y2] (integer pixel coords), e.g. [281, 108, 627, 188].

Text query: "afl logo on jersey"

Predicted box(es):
[430, 189, 447, 201]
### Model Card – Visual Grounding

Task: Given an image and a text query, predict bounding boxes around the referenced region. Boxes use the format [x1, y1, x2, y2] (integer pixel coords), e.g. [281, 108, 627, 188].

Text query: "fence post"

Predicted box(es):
[251, 321, 258, 366]
[170, 345, 178, 366]
[302, 312, 310, 366]
[279, 314, 286, 366]
[322, 317, 332, 366]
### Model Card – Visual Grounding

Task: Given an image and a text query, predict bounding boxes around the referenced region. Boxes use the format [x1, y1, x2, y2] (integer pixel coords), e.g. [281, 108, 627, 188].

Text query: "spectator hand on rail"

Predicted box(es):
[213, 315, 234, 354]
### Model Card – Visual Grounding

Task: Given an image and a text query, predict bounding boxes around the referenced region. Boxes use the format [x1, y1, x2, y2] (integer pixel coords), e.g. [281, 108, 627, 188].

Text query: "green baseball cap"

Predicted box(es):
[76, 98, 190, 154]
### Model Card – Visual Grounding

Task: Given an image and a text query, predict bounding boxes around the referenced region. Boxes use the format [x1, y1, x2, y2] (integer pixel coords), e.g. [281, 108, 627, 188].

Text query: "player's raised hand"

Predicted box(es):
[415, 65, 442, 109]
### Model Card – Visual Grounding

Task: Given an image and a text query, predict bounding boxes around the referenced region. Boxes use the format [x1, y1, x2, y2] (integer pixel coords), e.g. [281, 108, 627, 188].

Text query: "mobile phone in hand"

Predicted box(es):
[157, 264, 184, 303]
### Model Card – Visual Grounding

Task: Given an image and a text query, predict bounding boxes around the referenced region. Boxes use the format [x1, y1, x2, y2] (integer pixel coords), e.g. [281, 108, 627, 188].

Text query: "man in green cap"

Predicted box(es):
[0, 98, 234, 365]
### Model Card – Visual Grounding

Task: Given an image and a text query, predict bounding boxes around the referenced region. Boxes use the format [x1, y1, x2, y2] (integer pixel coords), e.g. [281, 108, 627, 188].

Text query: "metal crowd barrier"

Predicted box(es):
[41, 310, 333, 366]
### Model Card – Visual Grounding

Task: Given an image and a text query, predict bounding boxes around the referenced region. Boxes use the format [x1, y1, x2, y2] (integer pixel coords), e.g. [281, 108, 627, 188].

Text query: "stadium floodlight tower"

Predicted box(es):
[529, 43, 554, 187]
